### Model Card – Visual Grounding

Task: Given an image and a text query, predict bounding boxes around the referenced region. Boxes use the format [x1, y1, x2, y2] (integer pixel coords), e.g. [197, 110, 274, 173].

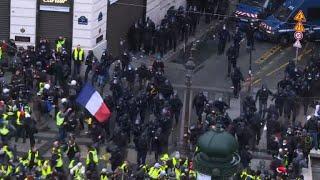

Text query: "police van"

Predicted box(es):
[259, 0, 320, 44]
[234, 0, 284, 28]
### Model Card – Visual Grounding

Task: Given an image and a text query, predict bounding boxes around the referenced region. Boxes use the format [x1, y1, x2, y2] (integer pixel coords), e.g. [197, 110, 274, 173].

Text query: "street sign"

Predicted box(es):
[294, 22, 305, 32]
[294, 10, 306, 22]
[294, 31, 303, 40]
[293, 40, 302, 48]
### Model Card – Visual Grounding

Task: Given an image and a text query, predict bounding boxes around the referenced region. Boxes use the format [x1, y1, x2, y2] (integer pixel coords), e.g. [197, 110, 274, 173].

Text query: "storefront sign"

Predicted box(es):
[39, 0, 71, 12]
[96, 35, 103, 44]
[15, 36, 30, 42]
[98, 12, 103, 22]
[78, 16, 88, 25]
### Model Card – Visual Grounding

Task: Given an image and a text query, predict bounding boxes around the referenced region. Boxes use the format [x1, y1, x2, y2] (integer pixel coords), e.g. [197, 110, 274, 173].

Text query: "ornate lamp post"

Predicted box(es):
[194, 127, 241, 179]
[179, 43, 196, 150]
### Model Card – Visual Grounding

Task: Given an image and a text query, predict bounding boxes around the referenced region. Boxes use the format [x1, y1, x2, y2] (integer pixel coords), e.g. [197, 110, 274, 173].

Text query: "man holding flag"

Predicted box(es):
[76, 83, 111, 124]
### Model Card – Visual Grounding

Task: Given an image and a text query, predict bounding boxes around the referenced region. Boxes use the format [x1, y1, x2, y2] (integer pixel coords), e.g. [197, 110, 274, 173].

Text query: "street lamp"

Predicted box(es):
[179, 47, 196, 151]
[194, 127, 241, 179]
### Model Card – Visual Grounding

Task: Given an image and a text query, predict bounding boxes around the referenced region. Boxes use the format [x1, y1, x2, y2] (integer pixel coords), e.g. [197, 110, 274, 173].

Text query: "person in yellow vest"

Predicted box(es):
[0, 145, 14, 162]
[37, 82, 46, 95]
[26, 146, 41, 168]
[86, 146, 99, 171]
[51, 142, 64, 175]
[160, 153, 170, 163]
[172, 151, 181, 167]
[119, 160, 130, 179]
[119, 160, 129, 173]
[0, 123, 10, 144]
[41, 160, 52, 179]
[56, 36, 66, 53]
[70, 162, 85, 180]
[14, 109, 26, 143]
[100, 168, 109, 180]
[189, 169, 197, 180]
[0, 163, 13, 178]
[148, 163, 162, 179]
[56, 107, 72, 143]
[72, 44, 85, 77]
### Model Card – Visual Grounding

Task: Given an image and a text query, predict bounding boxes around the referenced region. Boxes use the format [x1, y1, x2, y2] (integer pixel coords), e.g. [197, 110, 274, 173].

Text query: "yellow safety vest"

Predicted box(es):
[69, 159, 76, 169]
[2, 146, 13, 160]
[172, 157, 180, 167]
[74, 48, 84, 61]
[55, 153, 63, 168]
[15, 166, 20, 174]
[160, 164, 168, 172]
[73, 167, 84, 180]
[189, 170, 196, 177]
[41, 161, 52, 178]
[120, 163, 128, 173]
[56, 39, 65, 52]
[19, 157, 29, 166]
[16, 111, 23, 125]
[39, 82, 45, 94]
[56, 111, 64, 126]
[0, 126, 9, 136]
[241, 171, 247, 178]
[86, 149, 99, 165]
[28, 150, 39, 160]
[174, 168, 181, 180]
[1, 165, 12, 177]
[2, 113, 8, 121]
[160, 153, 170, 162]
[148, 167, 160, 179]
[0, 47, 2, 60]
[100, 174, 108, 180]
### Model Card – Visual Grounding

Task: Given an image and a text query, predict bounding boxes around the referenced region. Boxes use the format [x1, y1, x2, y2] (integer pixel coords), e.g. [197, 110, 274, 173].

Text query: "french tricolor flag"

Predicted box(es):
[76, 83, 111, 123]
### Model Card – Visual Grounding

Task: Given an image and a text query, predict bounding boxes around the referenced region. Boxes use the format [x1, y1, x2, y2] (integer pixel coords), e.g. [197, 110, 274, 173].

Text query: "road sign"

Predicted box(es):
[294, 22, 305, 32]
[294, 10, 306, 22]
[293, 40, 302, 48]
[294, 31, 303, 40]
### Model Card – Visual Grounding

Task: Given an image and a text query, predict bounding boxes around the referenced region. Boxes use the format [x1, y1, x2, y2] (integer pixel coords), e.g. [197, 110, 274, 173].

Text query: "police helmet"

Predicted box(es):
[70, 80, 77, 86]
[2, 88, 9, 94]
[44, 84, 50, 90]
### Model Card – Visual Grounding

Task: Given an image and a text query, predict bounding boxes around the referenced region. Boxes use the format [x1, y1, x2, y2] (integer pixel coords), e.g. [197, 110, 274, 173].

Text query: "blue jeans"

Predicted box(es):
[309, 131, 318, 150]
[58, 127, 66, 142]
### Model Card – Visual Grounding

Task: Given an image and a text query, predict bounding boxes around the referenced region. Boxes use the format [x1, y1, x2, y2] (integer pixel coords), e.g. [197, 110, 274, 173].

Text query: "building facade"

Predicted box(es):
[146, 0, 186, 25]
[2, 0, 185, 56]
[107, 0, 146, 57]
[9, 0, 107, 56]
[0, 0, 10, 41]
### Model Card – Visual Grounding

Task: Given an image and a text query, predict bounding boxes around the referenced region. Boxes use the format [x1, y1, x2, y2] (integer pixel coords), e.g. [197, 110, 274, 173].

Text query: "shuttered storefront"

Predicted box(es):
[37, 0, 73, 51]
[107, 0, 146, 56]
[0, 0, 10, 41]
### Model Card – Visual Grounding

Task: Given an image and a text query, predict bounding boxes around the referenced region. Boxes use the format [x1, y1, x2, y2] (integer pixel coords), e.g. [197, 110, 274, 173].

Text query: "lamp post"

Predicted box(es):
[248, 44, 253, 93]
[194, 127, 241, 179]
[179, 43, 196, 151]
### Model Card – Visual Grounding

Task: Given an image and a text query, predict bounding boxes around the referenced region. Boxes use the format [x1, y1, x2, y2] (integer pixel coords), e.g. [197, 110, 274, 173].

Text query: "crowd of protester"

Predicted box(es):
[0, 2, 319, 180]
[127, 0, 229, 57]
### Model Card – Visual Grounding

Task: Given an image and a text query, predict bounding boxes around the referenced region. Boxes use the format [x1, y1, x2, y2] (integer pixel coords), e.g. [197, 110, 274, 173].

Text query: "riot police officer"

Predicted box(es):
[231, 67, 244, 98]
[255, 85, 273, 118]
[226, 45, 237, 77]
[193, 92, 208, 121]
[217, 24, 230, 55]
